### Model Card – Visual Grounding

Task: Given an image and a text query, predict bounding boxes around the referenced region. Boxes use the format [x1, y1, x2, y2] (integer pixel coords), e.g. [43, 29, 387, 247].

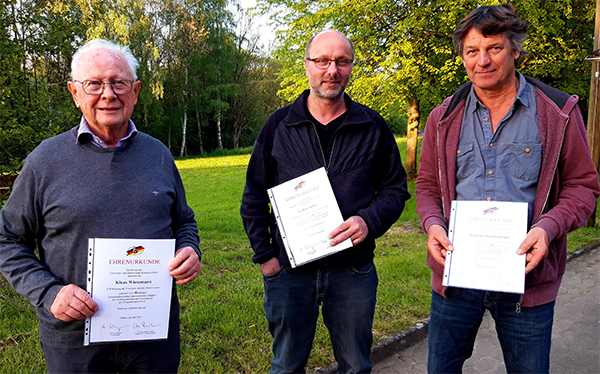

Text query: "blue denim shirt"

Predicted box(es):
[456, 73, 541, 226]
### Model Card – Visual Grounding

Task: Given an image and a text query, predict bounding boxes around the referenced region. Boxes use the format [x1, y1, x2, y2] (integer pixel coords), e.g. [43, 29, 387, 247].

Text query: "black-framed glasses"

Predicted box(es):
[306, 57, 353, 70]
[73, 80, 136, 95]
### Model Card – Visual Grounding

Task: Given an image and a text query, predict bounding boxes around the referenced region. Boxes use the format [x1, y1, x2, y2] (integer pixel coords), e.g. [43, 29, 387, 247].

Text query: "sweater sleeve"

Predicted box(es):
[416, 103, 449, 233]
[531, 101, 600, 240]
[0, 159, 63, 311]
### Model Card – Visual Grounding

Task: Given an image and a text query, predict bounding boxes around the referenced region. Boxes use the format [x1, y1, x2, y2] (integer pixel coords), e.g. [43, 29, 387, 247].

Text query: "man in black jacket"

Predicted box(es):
[240, 30, 409, 373]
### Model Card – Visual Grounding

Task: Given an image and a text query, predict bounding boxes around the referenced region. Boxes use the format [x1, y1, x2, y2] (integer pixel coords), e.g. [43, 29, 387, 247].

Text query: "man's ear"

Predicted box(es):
[67, 81, 81, 108]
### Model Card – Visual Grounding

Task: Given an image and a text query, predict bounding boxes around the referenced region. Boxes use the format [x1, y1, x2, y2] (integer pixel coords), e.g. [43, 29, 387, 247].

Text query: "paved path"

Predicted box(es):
[372, 248, 600, 374]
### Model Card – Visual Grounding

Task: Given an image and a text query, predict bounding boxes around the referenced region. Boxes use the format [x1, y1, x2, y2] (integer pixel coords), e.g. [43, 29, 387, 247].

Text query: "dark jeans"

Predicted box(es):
[42, 335, 180, 373]
[428, 288, 555, 374]
[263, 260, 378, 374]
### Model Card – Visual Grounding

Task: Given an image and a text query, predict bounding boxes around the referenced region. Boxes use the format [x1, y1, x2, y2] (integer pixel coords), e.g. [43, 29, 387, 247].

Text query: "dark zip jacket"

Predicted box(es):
[241, 90, 410, 268]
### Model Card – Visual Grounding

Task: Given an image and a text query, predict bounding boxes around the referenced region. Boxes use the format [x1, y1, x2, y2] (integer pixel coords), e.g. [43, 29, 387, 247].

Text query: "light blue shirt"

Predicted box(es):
[456, 73, 541, 226]
[76, 116, 137, 148]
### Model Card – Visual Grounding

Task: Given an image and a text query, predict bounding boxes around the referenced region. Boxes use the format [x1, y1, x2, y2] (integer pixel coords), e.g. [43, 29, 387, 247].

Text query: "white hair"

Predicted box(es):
[71, 39, 139, 80]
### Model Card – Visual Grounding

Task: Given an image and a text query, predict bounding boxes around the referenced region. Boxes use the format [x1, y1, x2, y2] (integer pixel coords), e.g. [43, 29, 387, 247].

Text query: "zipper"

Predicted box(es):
[437, 121, 446, 218]
[532, 116, 568, 224]
[310, 122, 338, 173]
[515, 294, 523, 313]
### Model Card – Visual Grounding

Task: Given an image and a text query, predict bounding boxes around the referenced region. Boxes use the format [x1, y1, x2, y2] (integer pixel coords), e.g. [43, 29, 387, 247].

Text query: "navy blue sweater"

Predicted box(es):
[0, 127, 200, 348]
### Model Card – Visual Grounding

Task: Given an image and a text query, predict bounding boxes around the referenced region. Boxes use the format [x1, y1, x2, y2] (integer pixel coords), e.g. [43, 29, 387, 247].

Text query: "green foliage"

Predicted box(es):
[2, 0, 594, 178]
[259, 0, 478, 127]
[1, 0, 283, 178]
[0, 0, 83, 174]
[260, 0, 594, 130]
[514, 0, 595, 112]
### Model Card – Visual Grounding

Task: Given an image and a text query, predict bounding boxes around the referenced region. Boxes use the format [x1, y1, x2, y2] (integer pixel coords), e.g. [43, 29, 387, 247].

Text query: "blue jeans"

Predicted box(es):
[263, 260, 378, 374]
[428, 288, 555, 374]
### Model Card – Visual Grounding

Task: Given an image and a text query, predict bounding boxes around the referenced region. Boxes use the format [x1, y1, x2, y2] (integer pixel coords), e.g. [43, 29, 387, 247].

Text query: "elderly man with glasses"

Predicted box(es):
[241, 30, 410, 374]
[0, 39, 200, 373]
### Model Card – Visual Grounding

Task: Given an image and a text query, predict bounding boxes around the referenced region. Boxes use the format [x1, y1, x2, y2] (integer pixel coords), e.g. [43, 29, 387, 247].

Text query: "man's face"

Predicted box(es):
[461, 28, 520, 94]
[304, 31, 353, 100]
[68, 48, 140, 134]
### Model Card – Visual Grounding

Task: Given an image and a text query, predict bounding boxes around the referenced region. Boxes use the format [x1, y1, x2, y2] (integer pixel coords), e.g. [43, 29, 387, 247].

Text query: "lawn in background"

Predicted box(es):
[1, 140, 598, 373]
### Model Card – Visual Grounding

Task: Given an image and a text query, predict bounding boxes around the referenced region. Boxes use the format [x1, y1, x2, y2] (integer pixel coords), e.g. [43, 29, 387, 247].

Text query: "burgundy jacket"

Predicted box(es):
[416, 77, 600, 307]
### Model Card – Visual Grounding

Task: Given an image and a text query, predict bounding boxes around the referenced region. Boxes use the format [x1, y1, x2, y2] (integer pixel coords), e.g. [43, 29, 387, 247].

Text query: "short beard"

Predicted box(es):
[310, 83, 346, 101]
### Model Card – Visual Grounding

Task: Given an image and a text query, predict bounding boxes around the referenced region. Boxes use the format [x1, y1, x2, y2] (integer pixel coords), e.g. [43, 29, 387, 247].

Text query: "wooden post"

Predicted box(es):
[586, 0, 600, 227]
[406, 99, 419, 180]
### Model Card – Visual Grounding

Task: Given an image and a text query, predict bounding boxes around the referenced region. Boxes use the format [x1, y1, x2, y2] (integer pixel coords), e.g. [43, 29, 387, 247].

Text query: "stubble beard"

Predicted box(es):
[309, 72, 348, 101]
[311, 82, 346, 101]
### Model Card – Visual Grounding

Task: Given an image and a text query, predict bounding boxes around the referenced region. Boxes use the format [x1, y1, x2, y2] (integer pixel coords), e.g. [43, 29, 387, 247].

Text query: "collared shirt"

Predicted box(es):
[76, 116, 138, 148]
[456, 73, 541, 226]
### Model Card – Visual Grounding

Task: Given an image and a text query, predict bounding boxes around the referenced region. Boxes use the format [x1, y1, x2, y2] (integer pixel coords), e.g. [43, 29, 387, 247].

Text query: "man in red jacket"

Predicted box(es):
[416, 4, 600, 373]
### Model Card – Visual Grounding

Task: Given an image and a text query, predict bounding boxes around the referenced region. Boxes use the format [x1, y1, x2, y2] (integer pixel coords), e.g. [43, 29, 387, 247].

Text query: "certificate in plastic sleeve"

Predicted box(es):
[268, 167, 352, 268]
[84, 238, 175, 346]
[443, 200, 528, 294]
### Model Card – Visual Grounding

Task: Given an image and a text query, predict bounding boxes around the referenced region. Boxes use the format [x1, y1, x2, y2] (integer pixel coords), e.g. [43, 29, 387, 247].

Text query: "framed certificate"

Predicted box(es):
[443, 200, 528, 294]
[268, 167, 352, 268]
[84, 238, 175, 345]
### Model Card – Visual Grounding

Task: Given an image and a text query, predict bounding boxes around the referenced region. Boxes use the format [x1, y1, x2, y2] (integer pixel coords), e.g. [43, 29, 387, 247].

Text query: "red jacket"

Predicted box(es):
[416, 77, 600, 307]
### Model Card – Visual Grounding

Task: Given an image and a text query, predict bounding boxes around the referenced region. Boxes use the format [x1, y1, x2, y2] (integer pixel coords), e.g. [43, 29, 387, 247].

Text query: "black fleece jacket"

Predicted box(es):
[241, 90, 410, 268]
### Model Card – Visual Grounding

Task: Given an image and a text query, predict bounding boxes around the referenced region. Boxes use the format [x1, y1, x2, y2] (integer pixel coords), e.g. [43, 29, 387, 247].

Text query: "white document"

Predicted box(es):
[268, 167, 352, 268]
[84, 238, 175, 346]
[443, 200, 528, 294]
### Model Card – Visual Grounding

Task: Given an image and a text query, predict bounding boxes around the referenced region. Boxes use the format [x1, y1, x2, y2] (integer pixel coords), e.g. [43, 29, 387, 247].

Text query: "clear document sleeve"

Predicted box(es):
[85, 238, 175, 345]
[268, 167, 352, 268]
[443, 200, 528, 294]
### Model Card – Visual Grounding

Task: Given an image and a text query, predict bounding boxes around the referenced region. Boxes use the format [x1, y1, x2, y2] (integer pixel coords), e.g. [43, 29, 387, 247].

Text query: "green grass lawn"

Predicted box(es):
[1, 140, 598, 373]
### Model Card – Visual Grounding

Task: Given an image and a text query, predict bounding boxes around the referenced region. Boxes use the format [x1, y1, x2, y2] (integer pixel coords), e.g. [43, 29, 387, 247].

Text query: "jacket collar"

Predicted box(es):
[285, 89, 373, 127]
[442, 74, 576, 121]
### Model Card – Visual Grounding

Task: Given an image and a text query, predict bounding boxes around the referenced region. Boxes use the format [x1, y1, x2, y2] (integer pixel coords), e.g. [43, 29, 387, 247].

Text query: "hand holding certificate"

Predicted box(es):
[85, 238, 175, 345]
[443, 200, 528, 294]
[268, 167, 352, 267]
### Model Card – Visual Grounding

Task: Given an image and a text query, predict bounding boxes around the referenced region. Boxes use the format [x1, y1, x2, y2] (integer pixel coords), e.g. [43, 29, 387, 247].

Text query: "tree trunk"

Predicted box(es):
[179, 108, 187, 157]
[406, 98, 420, 180]
[216, 91, 223, 150]
[233, 121, 240, 149]
[216, 110, 223, 150]
[586, 0, 600, 227]
[196, 110, 204, 155]
[168, 99, 173, 150]
[179, 67, 188, 157]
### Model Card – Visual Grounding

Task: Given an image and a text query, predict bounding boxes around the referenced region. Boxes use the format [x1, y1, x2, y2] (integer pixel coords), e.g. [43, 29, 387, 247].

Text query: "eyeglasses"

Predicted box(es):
[306, 58, 353, 70]
[73, 80, 136, 95]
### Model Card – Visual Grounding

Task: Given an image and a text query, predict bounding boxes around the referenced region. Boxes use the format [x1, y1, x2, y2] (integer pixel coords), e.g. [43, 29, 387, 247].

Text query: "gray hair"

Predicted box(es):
[71, 39, 139, 80]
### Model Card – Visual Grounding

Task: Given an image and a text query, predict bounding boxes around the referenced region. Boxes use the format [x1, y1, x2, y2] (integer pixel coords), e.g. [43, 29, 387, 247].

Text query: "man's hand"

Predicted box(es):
[169, 246, 200, 285]
[261, 257, 281, 276]
[329, 216, 368, 247]
[427, 224, 454, 266]
[517, 227, 550, 274]
[50, 284, 99, 322]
